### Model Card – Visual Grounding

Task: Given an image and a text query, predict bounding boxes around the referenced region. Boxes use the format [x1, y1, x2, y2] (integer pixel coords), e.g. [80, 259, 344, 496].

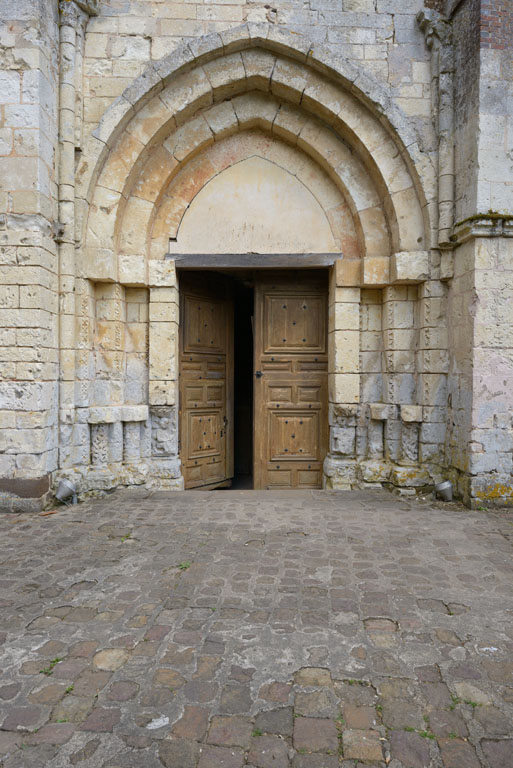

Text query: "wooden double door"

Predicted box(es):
[179, 271, 328, 490]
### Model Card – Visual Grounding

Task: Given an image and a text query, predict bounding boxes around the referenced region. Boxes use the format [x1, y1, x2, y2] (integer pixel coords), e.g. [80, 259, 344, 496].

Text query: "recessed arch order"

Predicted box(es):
[77, 22, 432, 285]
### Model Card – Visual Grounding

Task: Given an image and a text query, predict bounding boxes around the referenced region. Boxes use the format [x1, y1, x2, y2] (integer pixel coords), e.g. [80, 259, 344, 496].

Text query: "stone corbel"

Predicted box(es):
[390, 251, 429, 284]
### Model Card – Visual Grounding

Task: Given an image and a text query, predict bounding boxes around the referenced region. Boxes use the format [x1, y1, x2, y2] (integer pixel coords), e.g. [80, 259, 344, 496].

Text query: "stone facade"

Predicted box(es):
[0, 0, 512, 509]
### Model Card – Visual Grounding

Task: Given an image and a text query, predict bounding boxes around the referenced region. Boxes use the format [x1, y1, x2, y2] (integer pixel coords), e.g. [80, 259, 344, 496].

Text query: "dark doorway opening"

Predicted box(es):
[231, 274, 254, 489]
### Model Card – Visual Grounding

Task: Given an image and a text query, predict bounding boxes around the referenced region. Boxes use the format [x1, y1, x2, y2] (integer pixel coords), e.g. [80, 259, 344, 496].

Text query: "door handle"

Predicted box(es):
[255, 371, 263, 378]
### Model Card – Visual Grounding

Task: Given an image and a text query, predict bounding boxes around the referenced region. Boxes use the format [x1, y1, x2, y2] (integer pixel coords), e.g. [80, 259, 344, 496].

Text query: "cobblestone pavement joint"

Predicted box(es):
[0, 489, 512, 768]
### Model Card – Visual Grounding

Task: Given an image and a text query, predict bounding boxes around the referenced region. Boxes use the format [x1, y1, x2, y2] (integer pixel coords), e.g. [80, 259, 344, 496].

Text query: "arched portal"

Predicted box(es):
[72, 25, 433, 492]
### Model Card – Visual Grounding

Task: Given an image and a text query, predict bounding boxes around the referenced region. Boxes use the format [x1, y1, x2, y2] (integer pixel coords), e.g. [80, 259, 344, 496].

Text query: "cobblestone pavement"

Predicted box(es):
[1, 489, 513, 768]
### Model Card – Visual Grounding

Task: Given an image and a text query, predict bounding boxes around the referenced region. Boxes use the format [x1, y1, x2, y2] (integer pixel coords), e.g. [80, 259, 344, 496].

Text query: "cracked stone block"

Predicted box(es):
[481, 739, 513, 768]
[438, 738, 480, 768]
[254, 708, 293, 736]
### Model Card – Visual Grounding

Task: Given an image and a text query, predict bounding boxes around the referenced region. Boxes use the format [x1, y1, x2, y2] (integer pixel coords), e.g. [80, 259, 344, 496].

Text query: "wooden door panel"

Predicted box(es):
[180, 275, 233, 490]
[264, 295, 326, 353]
[182, 295, 226, 353]
[269, 411, 320, 460]
[254, 272, 328, 490]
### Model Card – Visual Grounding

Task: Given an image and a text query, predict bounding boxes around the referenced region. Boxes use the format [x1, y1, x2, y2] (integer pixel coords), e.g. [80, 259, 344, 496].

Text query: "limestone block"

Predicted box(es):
[0, 411, 16, 428]
[123, 63, 163, 108]
[164, 115, 213, 163]
[391, 251, 429, 283]
[271, 102, 309, 145]
[369, 403, 392, 421]
[384, 349, 415, 373]
[203, 100, 238, 140]
[328, 403, 358, 427]
[82, 248, 117, 281]
[359, 459, 391, 483]
[140, 419, 152, 458]
[118, 254, 146, 286]
[420, 422, 446, 444]
[119, 197, 154, 255]
[241, 49, 275, 91]
[440, 251, 454, 281]
[125, 99, 174, 150]
[91, 96, 135, 150]
[400, 404, 422, 423]
[384, 328, 418, 350]
[385, 372, 416, 404]
[418, 374, 448, 407]
[329, 302, 360, 331]
[333, 259, 361, 288]
[329, 373, 360, 404]
[392, 187, 426, 251]
[148, 259, 177, 287]
[151, 406, 178, 457]
[149, 302, 178, 323]
[160, 67, 213, 127]
[203, 53, 246, 101]
[390, 465, 431, 488]
[402, 420, 420, 464]
[15, 449, 58, 477]
[150, 286, 178, 304]
[149, 380, 177, 406]
[418, 349, 449, 374]
[419, 327, 448, 350]
[121, 405, 149, 422]
[88, 407, 119, 424]
[328, 330, 359, 373]
[123, 421, 141, 462]
[219, 23, 250, 53]
[360, 350, 383, 373]
[232, 92, 279, 130]
[362, 256, 390, 286]
[330, 426, 356, 456]
[323, 455, 357, 489]
[149, 322, 178, 380]
[384, 300, 414, 329]
[271, 57, 311, 105]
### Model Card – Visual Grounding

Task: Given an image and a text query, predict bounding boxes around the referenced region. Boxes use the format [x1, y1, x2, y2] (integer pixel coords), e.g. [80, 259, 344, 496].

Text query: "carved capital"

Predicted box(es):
[417, 10, 450, 49]
[59, 0, 98, 25]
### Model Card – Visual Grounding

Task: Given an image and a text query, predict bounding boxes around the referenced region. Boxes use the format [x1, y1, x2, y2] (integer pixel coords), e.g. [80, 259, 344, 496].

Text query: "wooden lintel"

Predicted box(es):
[167, 253, 339, 269]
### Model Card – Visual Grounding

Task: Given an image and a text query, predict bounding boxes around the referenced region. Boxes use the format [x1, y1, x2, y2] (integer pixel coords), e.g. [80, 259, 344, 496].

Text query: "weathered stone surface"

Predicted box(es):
[79, 707, 121, 732]
[438, 738, 481, 768]
[159, 739, 201, 768]
[389, 730, 430, 768]
[207, 716, 253, 748]
[0, 489, 510, 768]
[343, 729, 383, 762]
[293, 717, 338, 753]
[247, 734, 289, 768]
[92, 648, 129, 671]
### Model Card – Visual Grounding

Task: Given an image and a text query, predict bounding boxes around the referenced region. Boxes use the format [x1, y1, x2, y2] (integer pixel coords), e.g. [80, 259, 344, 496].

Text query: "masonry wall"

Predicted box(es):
[1, 0, 513, 508]
[0, 0, 60, 509]
[445, 0, 513, 505]
[81, 0, 436, 156]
